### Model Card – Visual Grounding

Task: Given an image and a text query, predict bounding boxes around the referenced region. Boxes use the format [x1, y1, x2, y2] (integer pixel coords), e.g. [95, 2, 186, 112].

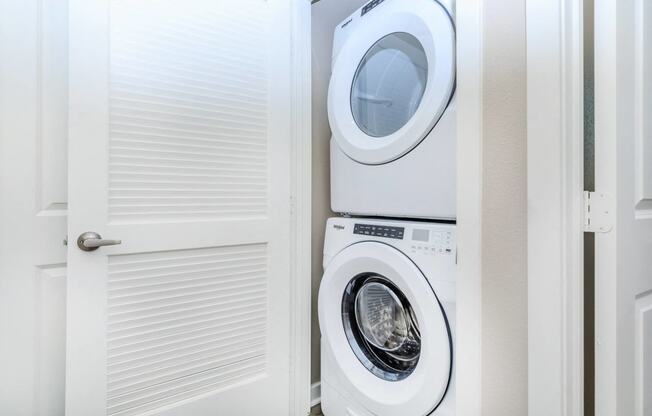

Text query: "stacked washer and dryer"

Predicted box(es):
[318, 0, 457, 415]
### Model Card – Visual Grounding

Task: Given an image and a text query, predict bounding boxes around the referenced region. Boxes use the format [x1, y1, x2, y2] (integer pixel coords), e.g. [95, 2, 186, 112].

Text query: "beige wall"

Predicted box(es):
[480, 0, 528, 413]
[310, 0, 368, 386]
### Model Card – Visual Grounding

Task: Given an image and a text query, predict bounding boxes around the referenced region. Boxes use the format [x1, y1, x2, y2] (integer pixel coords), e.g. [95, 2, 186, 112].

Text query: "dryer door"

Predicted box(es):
[328, 0, 455, 165]
[319, 242, 452, 415]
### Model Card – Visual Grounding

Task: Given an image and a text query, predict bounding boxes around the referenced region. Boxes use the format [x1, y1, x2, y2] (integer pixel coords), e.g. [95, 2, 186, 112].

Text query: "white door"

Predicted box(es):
[595, 0, 652, 415]
[66, 1, 295, 415]
[0, 1, 68, 414]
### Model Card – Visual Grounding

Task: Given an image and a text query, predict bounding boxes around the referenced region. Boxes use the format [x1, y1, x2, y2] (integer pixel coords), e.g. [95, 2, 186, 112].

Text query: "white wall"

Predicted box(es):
[310, 0, 368, 386]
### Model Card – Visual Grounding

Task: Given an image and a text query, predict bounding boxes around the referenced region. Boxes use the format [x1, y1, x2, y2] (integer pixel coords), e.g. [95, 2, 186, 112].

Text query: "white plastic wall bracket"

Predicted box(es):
[584, 191, 614, 233]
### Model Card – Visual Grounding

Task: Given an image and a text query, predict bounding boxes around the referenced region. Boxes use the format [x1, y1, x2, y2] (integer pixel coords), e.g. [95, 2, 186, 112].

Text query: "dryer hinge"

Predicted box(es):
[584, 191, 613, 233]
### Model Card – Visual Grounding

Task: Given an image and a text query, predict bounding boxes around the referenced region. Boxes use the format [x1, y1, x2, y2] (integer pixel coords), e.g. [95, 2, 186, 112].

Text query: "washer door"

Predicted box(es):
[319, 242, 452, 414]
[328, 0, 455, 165]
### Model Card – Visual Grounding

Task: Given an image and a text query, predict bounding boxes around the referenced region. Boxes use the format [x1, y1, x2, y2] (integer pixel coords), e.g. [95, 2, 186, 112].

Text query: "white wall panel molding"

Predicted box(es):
[34, 264, 67, 416]
[35, 0, 69, 216]
[634, 0, 652, 219]
[635, 291, 652, 416]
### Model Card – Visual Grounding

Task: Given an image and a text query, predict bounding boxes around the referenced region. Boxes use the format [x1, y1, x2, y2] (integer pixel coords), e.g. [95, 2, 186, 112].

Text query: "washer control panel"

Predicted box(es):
[409, 228, 454, 256]
[354, 223, 405, 240]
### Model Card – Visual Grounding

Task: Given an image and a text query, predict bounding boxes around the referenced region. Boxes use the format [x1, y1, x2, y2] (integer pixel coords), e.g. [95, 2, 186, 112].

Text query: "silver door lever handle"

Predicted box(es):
[77, 232, 122, 252]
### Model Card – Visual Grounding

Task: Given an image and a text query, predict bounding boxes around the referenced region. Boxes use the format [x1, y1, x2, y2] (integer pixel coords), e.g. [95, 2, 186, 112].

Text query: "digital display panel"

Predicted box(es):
[412, 229, 430, 242]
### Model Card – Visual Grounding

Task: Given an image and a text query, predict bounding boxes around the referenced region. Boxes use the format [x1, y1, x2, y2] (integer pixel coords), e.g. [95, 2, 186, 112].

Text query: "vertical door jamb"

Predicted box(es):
[289, 0, 313, 414]
[456, 0, 484, 414]
[527, 0, 585, 414]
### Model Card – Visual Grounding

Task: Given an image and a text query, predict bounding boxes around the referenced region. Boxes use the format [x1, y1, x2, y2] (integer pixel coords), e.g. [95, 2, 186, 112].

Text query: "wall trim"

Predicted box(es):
[456, 0, 484, 414]
[527, 0, 585, 414]
[289, 0, 313, 415]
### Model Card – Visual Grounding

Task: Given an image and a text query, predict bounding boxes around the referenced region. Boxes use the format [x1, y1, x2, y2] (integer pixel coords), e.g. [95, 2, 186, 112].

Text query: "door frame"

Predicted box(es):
[455, 0, 484, 413]
[289, 0, 313, 414]
[526, 0, 585, 414]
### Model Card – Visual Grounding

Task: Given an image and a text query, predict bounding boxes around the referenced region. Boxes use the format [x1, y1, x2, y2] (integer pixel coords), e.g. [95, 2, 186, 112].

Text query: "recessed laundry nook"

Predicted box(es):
[0, 0, 649, 415]
[313, 0, 457, 413]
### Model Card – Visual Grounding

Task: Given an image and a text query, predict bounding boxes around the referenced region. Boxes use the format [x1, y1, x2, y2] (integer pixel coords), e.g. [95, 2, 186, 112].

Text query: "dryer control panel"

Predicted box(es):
[361, 0, 386, 16]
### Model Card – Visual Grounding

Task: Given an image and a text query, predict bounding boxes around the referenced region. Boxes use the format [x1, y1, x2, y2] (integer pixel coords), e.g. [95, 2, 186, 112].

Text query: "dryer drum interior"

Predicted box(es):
[327, 0, 456, 166]
[342, 273, 421, 381]
[350, 32, 429, 138]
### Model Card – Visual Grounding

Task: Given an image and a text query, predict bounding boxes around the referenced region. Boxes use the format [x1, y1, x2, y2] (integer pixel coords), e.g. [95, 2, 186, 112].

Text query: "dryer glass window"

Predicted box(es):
[342, 274, 421, 381]
[351, 32, 428, 138]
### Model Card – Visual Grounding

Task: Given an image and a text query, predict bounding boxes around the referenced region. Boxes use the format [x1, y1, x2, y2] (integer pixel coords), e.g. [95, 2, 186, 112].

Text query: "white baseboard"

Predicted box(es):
[310, 382, 321, 407]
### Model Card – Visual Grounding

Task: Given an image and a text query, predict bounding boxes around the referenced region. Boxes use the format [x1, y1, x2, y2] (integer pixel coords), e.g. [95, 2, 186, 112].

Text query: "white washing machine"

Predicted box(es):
[329, 0, 456, 220]
[319, 217, 456, 415]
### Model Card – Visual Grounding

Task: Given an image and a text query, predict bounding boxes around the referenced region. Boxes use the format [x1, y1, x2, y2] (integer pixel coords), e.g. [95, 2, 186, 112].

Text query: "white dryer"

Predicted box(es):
[319, 217, 456, 416]
[329, 0, 456, 220]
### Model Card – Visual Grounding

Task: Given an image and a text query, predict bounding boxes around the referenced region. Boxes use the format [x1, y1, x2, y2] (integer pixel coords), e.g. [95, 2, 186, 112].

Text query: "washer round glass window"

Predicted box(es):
[342, 274, 421, 381]
[350, 32, 429, 138]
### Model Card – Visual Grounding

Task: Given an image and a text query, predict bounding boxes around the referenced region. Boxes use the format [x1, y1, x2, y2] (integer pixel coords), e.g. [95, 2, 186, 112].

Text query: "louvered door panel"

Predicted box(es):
[108, 0, 269, 223]
[106, 245, 268, 415]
